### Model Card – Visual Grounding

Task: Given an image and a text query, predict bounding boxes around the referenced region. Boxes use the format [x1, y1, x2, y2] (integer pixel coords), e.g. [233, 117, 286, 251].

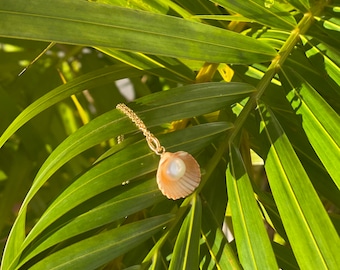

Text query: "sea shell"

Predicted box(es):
[156, 151, 201, 200]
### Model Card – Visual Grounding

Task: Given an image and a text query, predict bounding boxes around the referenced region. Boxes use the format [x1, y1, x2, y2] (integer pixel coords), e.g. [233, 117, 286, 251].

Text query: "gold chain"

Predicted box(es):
[116, 103, 165, 155]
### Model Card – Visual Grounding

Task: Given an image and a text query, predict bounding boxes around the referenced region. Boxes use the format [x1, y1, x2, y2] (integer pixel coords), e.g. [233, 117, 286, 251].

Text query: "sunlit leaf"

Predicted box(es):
[169, 195, 202, 269]
[227, 143, 278, 269]
[29, 214, 174, 270]
[259, 103, 340, 269]
[211, 0, 297, 30]
[200, 199, 242, 270]
[0, 0, 276, 64]
[98, 48, 196, 83]
[285, 71, 340, 188]
[287, 0, 310, 12]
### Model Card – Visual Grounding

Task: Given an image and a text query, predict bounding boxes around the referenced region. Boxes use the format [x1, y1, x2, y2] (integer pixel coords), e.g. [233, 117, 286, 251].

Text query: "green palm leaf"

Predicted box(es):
[169, 195, 202, 269]
[29, 214, 174, 270]
[0, 0, 276, 64]
[259, 103, 340, 269]
[227, 143, 278, 269]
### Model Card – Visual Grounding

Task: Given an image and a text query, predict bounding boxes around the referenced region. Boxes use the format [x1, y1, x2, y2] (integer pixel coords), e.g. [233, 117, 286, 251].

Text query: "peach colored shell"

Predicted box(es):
[156, 151, 201, 200]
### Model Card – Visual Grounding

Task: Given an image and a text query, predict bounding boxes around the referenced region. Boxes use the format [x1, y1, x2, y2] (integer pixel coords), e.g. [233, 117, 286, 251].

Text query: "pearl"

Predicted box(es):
[166, 157, 186, 181]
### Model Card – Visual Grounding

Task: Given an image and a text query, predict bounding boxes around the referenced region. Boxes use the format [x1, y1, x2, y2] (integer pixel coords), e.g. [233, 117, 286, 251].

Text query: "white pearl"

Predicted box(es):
[166, 158, 186, 181]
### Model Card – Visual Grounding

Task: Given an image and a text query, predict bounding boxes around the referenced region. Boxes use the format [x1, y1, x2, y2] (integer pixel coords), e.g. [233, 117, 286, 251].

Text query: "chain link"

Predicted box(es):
[116, 103, 165, 155]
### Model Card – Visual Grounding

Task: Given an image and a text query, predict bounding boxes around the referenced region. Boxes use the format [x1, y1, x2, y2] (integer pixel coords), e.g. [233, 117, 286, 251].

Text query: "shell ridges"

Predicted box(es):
[156, 151, 201, 200]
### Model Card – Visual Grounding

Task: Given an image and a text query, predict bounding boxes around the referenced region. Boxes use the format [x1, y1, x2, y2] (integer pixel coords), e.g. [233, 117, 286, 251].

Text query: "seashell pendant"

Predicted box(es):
[116, 103, 201, 200]
[157, 151, 201, 200]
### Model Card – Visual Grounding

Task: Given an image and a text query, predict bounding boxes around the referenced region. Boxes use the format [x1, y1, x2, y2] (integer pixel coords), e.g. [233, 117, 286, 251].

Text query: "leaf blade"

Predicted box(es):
[285, 67, 340, 188]
[17, 178, 164, 267]
[226, 143, 278, 269]
[201, 198, 242, 270]
[0, 0, 277, 64]
[29, 215, 174, 270]
[169, 195, 202, 269]
[212, 0, 297, 30]
[259, 103, 340, 269]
